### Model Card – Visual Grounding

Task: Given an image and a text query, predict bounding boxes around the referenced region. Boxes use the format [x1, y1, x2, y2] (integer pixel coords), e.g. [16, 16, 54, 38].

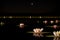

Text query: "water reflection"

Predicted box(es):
[53, 37, 60, 40]
[33, 33, 43, 37]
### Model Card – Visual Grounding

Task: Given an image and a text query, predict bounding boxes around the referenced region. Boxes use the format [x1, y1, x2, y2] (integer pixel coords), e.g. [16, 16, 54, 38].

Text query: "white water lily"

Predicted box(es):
[33, 28, 43, 33]
[53, 31, 60, 37]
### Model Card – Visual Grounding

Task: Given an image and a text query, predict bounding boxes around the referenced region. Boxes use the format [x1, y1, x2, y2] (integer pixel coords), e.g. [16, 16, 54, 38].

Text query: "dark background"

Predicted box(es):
[0, 0, 57, 40]
[1, 0, 56, 15]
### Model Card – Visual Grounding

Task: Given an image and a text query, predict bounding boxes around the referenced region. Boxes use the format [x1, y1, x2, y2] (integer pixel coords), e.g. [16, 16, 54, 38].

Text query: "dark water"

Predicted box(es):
[1, 32, 60, 40]
[10, 33, 60, 40]
[0, 18, 60, 40]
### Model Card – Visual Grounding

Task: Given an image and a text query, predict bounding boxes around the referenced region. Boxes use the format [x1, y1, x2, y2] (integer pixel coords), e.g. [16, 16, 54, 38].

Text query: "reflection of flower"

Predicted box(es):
[53, 37, 60, 40]
[33, 33, 43, 37]
[33, 33, 40, 37]
[53, 31, 60, 37]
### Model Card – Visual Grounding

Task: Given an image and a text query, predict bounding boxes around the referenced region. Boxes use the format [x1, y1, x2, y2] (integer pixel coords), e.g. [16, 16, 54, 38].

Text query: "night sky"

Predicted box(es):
[1, 0, 56, 13]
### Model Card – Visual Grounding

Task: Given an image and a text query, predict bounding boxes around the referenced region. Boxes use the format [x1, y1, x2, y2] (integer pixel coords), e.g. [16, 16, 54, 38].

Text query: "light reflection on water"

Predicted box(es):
[53, 37, 60, 40]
